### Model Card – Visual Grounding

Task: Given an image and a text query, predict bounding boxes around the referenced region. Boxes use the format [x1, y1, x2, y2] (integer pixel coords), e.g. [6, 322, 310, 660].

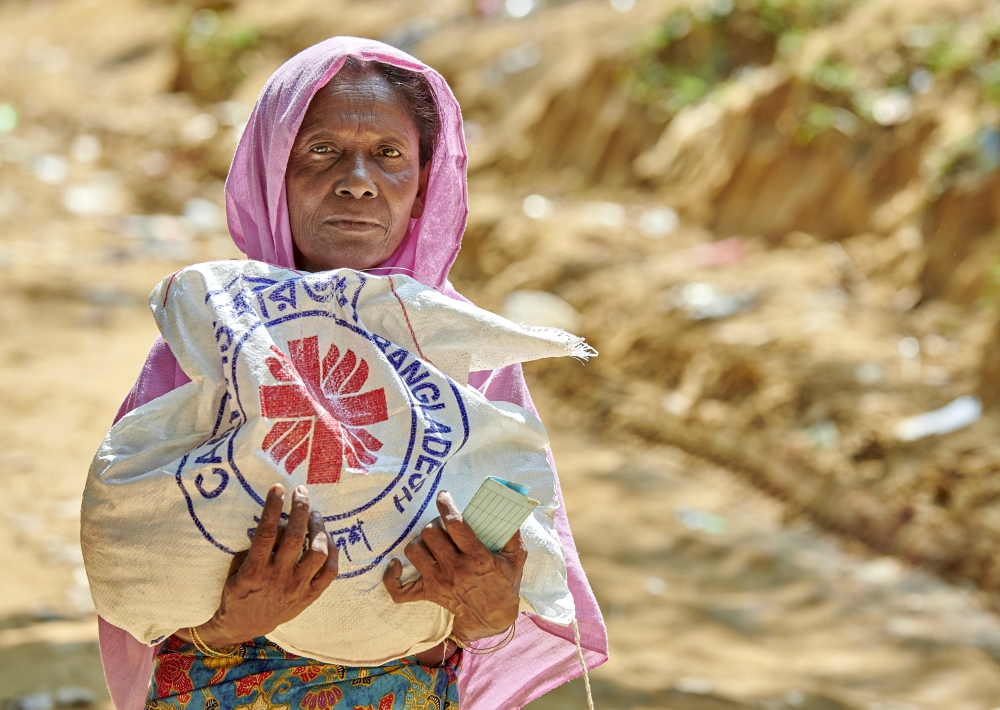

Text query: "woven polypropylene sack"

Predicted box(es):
[81, 260, 594, 666]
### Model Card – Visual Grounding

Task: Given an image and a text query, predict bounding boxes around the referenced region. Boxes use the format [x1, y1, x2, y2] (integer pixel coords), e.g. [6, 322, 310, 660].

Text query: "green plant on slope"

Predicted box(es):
[172, 7, 260, 103]
[625, 0, 858, 115]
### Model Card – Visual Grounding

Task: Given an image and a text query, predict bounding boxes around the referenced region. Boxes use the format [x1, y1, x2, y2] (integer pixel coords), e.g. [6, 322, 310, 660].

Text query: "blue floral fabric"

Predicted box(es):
[145, 635, 460, 710]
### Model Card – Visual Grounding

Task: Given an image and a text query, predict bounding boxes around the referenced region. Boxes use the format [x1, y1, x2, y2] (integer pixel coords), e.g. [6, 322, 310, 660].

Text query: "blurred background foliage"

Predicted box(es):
[626, 0, 856, 114]
[171, 5, 260, 103]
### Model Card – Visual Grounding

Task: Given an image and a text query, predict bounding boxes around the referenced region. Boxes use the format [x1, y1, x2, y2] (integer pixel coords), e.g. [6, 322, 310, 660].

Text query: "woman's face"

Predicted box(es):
[285, 70, 430, 272]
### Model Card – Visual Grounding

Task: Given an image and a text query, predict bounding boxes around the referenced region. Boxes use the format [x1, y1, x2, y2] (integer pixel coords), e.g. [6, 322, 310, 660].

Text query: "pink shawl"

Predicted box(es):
[99, 37, 607, 710]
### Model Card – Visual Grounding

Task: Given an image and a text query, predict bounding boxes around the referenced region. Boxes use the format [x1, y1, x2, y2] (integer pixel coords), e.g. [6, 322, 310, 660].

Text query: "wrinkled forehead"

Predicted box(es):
[295, 70, 419, 141]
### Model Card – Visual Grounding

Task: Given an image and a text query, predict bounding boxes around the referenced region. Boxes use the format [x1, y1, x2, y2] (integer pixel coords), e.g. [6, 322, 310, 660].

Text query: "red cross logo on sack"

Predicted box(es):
[258, 336, 389, 484]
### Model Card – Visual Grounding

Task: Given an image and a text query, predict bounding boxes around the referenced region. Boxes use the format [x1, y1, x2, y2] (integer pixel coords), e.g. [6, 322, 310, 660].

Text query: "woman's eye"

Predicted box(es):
[311, 146, 333, 154]
[380, 148, 401, 157]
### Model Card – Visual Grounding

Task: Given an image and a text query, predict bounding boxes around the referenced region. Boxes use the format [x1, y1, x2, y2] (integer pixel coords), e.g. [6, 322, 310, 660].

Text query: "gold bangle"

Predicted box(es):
[452, 622, 516, 655]
[188, 626, 240, 658]
[188, 626, 212, 656]
[188, 626, 216, 656]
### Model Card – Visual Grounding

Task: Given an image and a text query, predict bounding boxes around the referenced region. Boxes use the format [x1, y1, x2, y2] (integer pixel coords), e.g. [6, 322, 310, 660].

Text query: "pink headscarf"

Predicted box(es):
[99, 37, 607, 710]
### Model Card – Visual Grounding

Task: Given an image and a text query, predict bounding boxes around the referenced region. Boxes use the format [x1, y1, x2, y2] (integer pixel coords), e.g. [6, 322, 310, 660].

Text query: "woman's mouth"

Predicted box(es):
[326, 217, 383, 233]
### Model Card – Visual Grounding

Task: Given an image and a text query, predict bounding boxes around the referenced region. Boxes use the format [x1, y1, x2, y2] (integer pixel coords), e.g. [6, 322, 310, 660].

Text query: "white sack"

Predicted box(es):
[81, 260, 595, 666]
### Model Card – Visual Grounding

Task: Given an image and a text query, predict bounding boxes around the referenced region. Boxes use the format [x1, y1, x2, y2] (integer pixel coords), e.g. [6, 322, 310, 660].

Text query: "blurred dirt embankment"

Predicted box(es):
[431, 0, 1000, 602]
[5, 0, 1000, 707]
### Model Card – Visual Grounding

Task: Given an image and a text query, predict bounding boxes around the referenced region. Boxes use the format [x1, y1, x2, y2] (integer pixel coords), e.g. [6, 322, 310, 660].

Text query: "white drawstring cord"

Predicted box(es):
[477, 367, 500, 396]
[572, 618, 595, 710]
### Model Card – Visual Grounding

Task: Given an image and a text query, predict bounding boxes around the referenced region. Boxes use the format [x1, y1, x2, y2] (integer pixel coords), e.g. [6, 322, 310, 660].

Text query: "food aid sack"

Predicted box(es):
[81, 260, 595, 666]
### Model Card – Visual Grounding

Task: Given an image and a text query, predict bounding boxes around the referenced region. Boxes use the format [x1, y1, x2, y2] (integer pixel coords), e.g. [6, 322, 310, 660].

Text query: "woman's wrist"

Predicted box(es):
[197, 616, 243, 647]
[451, 606, 518, 644]
[175, 613, 258, 648]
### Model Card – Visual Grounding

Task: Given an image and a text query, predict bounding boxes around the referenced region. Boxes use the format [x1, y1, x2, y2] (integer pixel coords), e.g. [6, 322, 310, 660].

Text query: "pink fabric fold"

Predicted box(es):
[98, 36, 607, 710]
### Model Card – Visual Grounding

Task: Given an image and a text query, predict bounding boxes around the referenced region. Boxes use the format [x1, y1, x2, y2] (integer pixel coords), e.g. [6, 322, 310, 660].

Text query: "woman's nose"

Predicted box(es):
[335, 154, 378, 199]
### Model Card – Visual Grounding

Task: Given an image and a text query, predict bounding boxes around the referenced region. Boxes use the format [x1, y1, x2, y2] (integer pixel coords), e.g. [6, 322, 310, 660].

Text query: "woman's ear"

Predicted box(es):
[410, 161, 432, 219]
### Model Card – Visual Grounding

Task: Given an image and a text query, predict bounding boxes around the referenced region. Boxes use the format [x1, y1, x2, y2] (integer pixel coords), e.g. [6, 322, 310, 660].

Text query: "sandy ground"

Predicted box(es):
[0, 299, 160, 707]
[3, 293, 1000, 709]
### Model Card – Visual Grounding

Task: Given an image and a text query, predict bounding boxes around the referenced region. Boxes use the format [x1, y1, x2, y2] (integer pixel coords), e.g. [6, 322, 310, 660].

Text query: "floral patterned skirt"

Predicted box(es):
[146, 636, 461, 710]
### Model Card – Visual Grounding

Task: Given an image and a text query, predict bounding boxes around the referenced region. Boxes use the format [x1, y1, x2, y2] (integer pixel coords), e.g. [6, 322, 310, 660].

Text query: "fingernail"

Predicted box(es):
[296, 485, 307, 495]
[272, 484, 284, 497]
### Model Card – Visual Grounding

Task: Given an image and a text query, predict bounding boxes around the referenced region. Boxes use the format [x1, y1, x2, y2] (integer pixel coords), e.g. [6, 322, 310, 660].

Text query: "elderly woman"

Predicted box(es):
[100, 38, 607, 710]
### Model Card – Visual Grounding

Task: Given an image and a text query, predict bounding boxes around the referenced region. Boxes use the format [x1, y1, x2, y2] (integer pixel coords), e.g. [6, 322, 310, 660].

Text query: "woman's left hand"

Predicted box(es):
[383, 490, 527, 643]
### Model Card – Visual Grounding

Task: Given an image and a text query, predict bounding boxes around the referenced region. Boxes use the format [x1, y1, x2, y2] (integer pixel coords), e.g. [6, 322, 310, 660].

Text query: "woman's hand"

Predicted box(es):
[382, 490, 527, 644]
[176, 483, 339, 647]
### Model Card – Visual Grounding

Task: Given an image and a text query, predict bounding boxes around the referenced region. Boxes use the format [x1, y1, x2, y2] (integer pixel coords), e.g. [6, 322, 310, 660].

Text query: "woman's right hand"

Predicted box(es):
[176, 483, 339, 647]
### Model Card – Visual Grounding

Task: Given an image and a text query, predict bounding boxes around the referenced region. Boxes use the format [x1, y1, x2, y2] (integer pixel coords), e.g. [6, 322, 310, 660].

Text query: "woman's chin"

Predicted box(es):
[291, 219, 406, 273]
[297, 244, 399, 273]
